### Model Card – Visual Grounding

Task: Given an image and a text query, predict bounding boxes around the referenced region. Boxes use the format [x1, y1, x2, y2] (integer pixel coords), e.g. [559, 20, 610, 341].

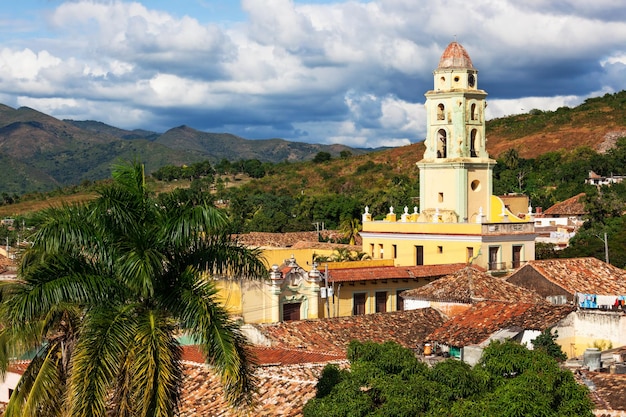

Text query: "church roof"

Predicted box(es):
[438, 41, 474, 69]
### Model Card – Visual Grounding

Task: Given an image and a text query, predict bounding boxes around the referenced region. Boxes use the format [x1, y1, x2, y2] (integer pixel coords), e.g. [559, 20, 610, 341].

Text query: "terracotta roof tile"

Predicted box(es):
[328, 263, 467, 283]
[183, 345, 343, 366]
[544, 193, 587, 216]
[518, 257, 626, 295]
[250, 308, 446, 354]
[401, 266, 545, 304]
[577, 370, 626, 415]
[428, 301, 575, 347]
[235, 231, 360, 248]
[179, 360, 345, 417]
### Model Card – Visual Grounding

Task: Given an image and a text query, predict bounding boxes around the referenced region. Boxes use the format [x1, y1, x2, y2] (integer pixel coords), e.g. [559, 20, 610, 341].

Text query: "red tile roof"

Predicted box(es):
[250, 308, 447, 354]
[180, 360, 344, 417]
[328, 263, 466, 283]
[235, 231, 361, 248]
[516, 257, 626, 295]
[182, 345, 343, 366]
[578, 370, 626, 415]
[401, 266, 546, 304]
[544, 193, 587, 216]
[427, 301, 575, 347]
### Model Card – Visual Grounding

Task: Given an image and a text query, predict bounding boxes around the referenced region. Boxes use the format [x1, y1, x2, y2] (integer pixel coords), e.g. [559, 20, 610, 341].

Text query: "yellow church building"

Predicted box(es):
[217, 41, 536, 324]
[360, 41, 535, 272]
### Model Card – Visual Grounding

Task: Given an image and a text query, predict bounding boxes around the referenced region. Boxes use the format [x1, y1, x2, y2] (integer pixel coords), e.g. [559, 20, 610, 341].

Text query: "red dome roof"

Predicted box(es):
[438, 41, 474, 69]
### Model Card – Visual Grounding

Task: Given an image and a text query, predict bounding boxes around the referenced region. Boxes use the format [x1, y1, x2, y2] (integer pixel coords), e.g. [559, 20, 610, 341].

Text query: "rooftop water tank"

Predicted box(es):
[584, 348, 601, 371]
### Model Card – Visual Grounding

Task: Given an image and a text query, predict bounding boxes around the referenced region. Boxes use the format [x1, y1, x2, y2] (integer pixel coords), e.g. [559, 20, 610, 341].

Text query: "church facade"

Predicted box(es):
[360, 42, 535, 272]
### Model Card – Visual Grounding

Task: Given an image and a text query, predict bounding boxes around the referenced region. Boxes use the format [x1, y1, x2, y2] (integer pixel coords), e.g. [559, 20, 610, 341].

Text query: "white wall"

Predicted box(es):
[0, 371, 21, 403]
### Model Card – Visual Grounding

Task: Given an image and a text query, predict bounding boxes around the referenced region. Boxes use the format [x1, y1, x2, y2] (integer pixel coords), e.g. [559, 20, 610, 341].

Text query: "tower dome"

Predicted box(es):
[438, 41, 474, 69]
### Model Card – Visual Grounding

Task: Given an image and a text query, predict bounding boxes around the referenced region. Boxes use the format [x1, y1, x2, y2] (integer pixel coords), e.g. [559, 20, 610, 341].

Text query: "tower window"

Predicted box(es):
[437, 129, 447, 158]
[470, 103, 477, 121]
[470, 129, 478, 157]
[438, 192, 444, 202]
[437, 246, 443, 254]
[437, 103, 445, 120]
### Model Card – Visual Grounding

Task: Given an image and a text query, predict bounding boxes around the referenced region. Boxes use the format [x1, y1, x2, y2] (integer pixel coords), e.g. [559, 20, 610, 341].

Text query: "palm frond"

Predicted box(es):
[5, 341, 65, 417]
[68, 305, 137, 417]
[172, 276, 256, 408]
[130, 309, 182, 417]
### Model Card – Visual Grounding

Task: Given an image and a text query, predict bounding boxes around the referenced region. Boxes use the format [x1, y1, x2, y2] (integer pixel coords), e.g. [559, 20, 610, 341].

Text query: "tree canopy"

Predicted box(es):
[303, 340, 593, 417]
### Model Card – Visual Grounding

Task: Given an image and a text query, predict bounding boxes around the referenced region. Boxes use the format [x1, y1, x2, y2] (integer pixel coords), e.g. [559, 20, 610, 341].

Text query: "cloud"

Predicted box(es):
[1, 0, 626, 148]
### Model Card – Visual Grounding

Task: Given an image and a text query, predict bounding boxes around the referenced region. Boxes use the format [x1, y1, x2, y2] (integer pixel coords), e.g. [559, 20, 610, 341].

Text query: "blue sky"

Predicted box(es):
[1, 0, 625, 148]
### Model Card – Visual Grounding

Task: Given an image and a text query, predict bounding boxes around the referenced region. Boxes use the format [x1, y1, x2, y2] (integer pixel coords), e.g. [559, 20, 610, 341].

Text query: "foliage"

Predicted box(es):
[304, 340, 593, 417]
[0, 161, 268, 417]
[313, 151, 332, 163]
[531, 328, 567, 361]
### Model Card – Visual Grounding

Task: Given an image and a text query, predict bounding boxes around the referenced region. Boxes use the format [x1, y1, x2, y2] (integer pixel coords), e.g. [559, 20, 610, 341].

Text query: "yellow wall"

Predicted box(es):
[259, 248, 338, 269]
[330, 279, 430, 317]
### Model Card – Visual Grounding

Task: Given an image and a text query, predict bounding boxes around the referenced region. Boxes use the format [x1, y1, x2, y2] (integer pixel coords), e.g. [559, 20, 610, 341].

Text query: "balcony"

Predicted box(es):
[482, 222, 534, 235]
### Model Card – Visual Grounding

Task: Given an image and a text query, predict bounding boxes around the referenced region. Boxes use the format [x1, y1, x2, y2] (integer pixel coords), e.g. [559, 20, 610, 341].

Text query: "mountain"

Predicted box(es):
[155, 125, 362, 163]
[0, 106, 366, 195]
[2, 91, 626, 195]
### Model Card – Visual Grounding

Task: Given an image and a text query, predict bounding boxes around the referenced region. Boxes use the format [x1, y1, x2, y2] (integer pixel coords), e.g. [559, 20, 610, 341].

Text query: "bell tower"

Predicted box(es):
[417, 41, 495, 222]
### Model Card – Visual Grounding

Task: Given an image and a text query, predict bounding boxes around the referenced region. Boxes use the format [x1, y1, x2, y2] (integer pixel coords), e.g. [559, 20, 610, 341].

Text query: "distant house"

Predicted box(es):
[586, 170, 626, 187]
[507, 257, 626, 306]
[427, 301, 576, 365]
[534, 193, 586, 249]
[507, 257, 626, 356]
[400, 266, 545, 317]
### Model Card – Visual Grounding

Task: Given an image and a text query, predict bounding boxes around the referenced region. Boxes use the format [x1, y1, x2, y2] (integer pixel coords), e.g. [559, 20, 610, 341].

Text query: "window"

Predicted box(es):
[470, 129, 478, 157]
[396, 290, 406, 311]
[353, 293, 366, 315]
[378, 244, 384, 259]
[375, 291, 387, 313]
[467, 247, 474, 263]
[437, 103, 445, 120]
[438, 192, 444, 203]
[512, 245, 522, 268]
[415, 246, 424, 265]
[437, 246, 443, 254]
[470, 103, 477, 120]
[437, 129, 447, 158]
[489, 247, 500, 270]
[392, 244, 397, 259]
[282, 303, 301, 321]
[370, 243, 375, 258]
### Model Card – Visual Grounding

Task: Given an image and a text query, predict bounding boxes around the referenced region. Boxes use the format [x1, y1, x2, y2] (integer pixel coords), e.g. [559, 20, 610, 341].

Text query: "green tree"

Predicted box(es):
[304, 340, 593, 417]
[531, 328, 567, 361]
[339, 218, 361, 245]
[0, 161, 267, 417]
[312, 151, 332, 163]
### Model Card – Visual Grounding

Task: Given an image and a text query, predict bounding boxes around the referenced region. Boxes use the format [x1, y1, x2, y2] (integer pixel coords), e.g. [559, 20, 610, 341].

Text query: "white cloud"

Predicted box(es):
[1, 0, 626, 148]
[0, 48, 61, 80]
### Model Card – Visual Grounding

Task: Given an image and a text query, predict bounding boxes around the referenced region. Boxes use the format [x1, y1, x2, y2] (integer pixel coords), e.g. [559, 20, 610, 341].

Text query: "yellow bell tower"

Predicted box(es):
[417, 41, 494, 223]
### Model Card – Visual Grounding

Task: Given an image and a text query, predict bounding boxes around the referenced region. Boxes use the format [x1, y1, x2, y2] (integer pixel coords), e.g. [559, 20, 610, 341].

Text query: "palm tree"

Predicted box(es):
[339, 218, 361, 245]
[0, 161, 267, 417]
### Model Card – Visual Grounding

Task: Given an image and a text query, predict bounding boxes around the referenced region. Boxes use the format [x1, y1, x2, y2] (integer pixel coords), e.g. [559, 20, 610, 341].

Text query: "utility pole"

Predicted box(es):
[604, 232, 610, 264]
[324, 264, 331, 318]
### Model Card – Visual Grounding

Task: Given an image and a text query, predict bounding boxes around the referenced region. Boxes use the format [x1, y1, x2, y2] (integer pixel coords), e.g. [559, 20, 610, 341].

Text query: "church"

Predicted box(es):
[360, 41, 535, 273]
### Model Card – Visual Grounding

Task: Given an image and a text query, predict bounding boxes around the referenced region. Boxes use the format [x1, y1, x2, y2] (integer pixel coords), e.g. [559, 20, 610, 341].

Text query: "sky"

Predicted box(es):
[0, 1, 625, 149]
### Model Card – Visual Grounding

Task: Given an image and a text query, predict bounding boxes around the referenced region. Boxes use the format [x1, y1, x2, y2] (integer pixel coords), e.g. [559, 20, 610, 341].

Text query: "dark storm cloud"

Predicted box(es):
[0, 0, 625, 148]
